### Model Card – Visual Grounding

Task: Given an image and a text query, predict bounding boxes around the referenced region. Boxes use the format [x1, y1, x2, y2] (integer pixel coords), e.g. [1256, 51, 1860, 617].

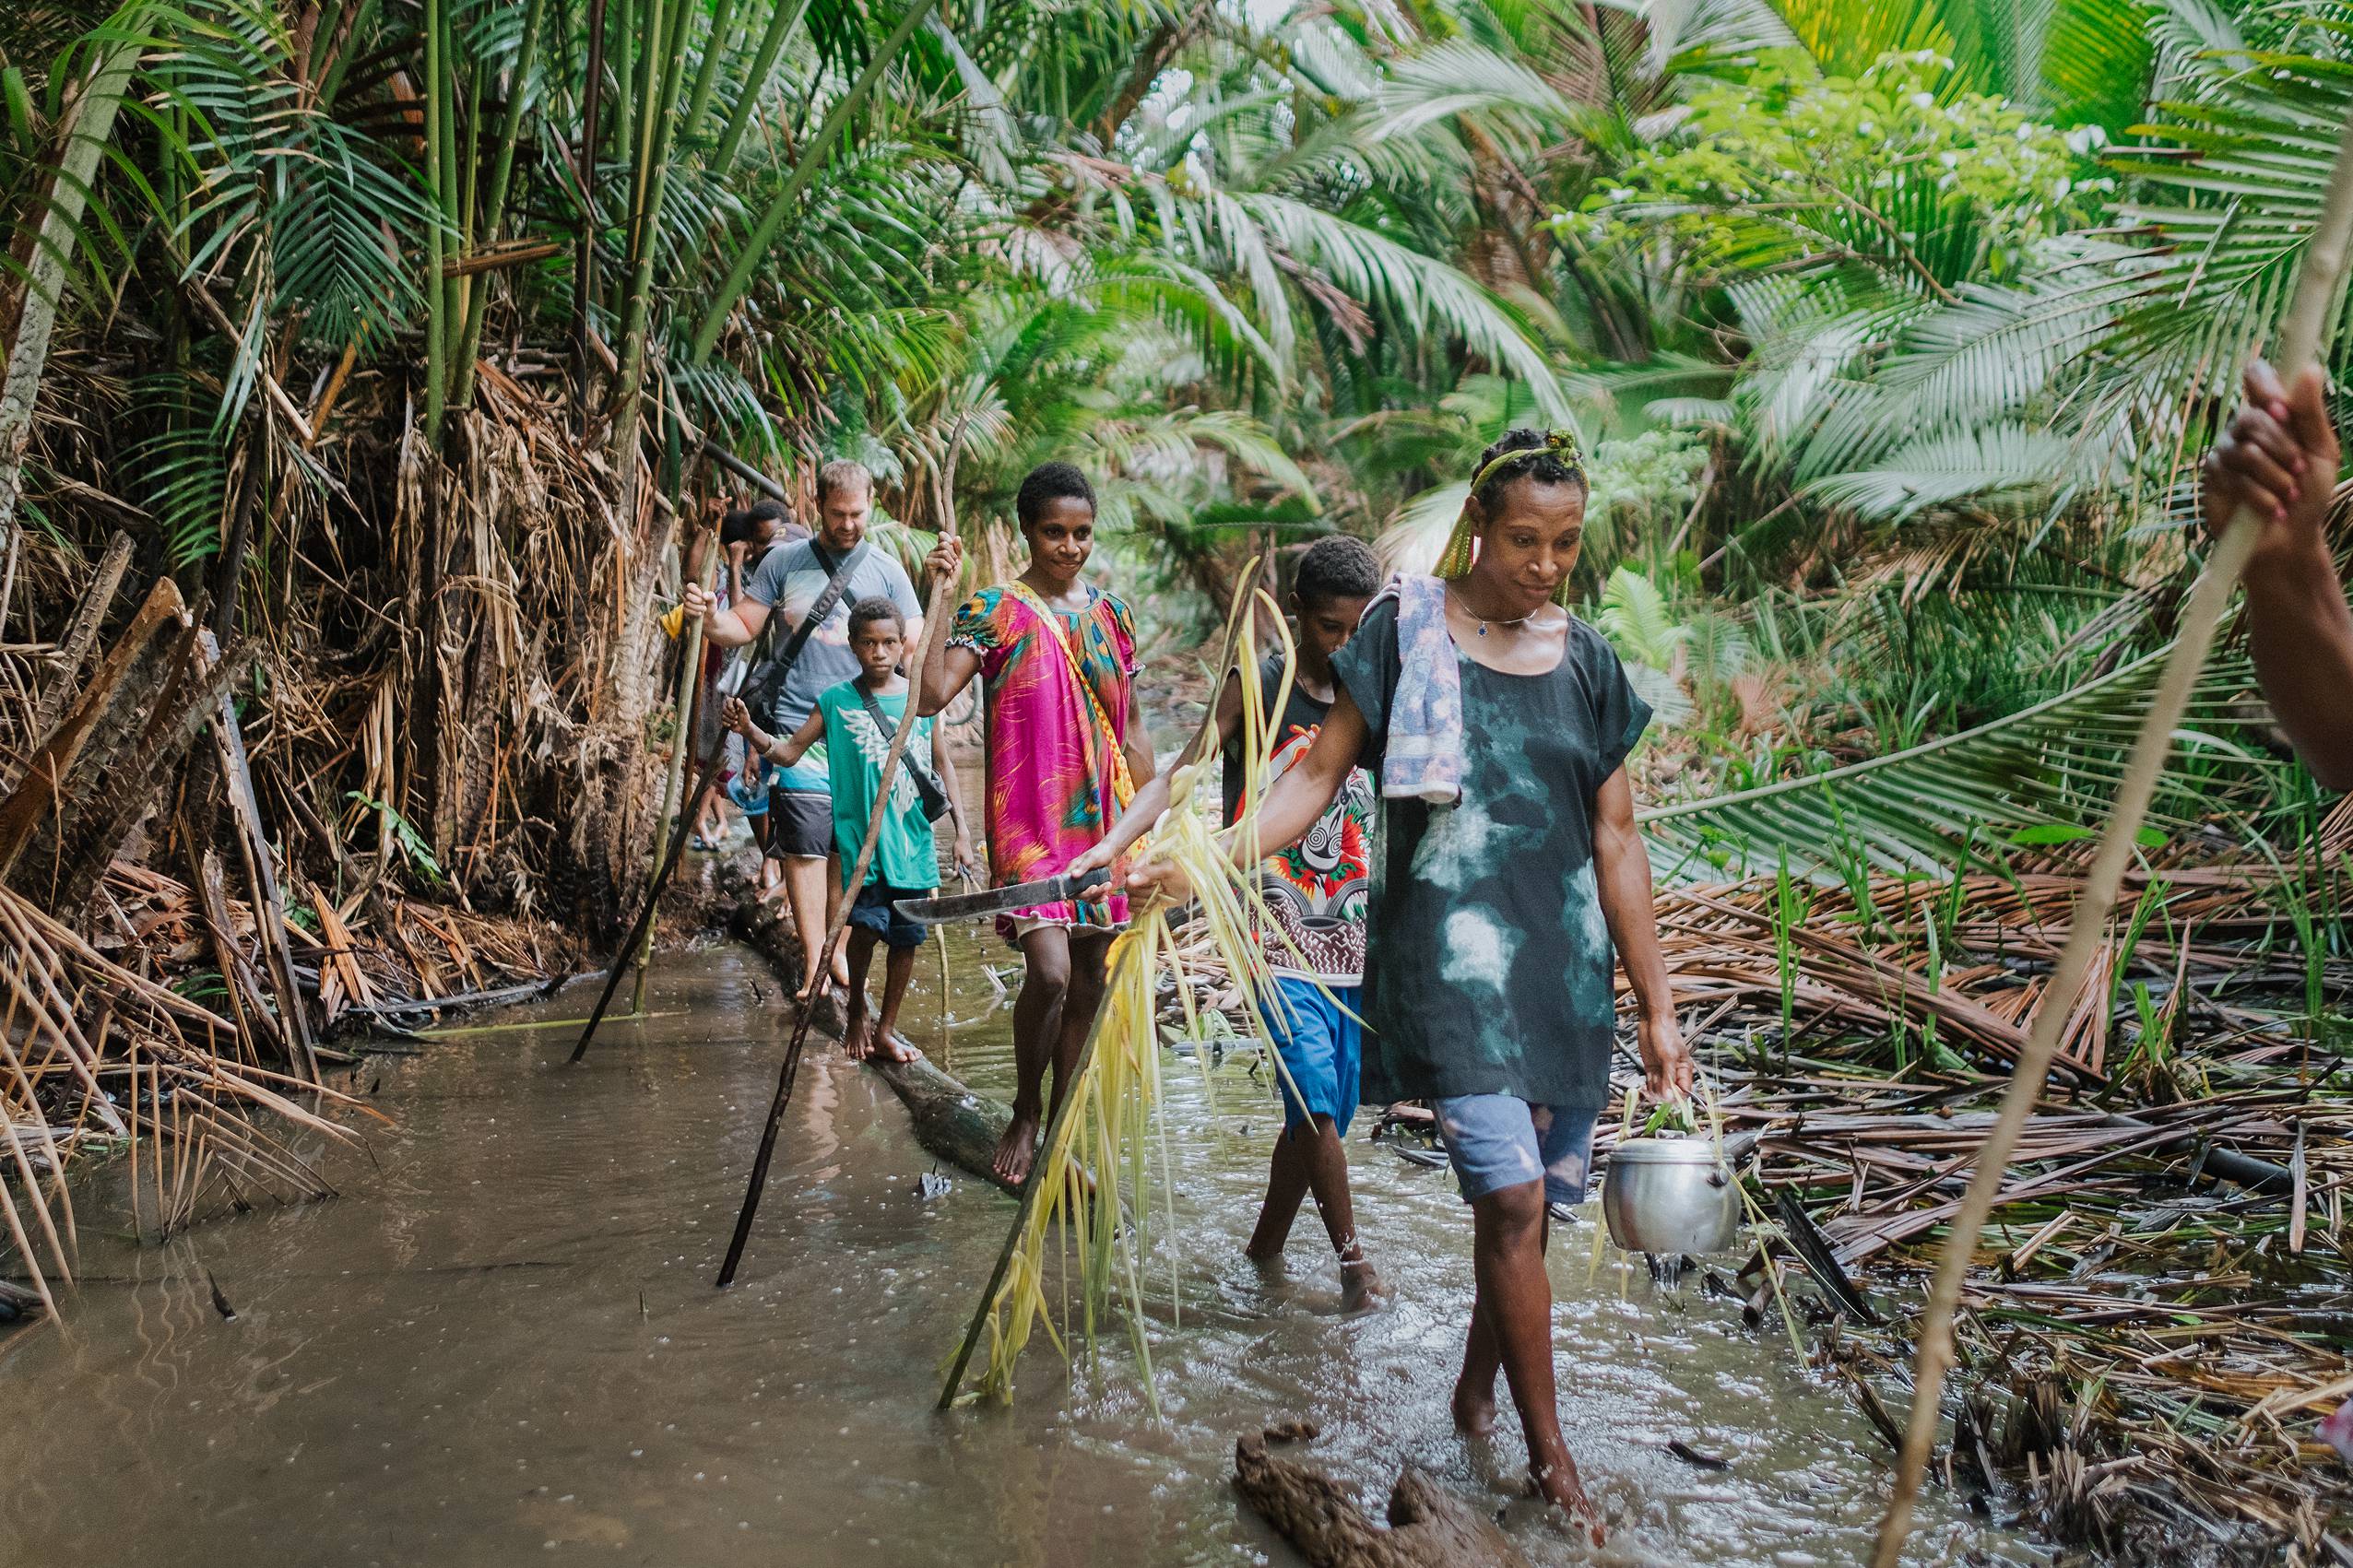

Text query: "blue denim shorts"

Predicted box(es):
[1433, 1096, 1602, 1206]
[1261, 976, 1362, 1136]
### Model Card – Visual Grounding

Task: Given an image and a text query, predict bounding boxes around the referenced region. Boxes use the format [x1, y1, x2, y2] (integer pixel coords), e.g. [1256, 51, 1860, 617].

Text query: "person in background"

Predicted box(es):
[685, 460, 925, 1002]
[917, 463, 1156, 1185]
[2200, 359, 2353, 789]
[725, 598, 975, 1063]
[1119, 430, 1695, 1544]
[702, 500, 802, 864]
[1072, 535, 1387, 1311]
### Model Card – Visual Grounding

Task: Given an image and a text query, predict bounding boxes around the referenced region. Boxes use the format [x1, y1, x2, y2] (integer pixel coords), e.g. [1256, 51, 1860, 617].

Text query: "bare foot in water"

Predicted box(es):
[1450, 1374, 1497, 1437]
[1339, 1257, 1388, 1315]
[1531, 1453, 1606, 1548]
[993, 1111, 1040, 1185]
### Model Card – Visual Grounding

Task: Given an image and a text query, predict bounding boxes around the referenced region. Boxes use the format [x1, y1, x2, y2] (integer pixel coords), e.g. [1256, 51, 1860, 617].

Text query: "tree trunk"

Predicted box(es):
[1232, 1433, 1536, 1568]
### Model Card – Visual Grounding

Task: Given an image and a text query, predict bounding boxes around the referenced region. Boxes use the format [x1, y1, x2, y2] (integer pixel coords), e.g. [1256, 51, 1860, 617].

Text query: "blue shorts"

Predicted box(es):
[1262, 976, 1361, 1136]
[845, 882, 929, 950]
[1433, 1096, 1601, 1206]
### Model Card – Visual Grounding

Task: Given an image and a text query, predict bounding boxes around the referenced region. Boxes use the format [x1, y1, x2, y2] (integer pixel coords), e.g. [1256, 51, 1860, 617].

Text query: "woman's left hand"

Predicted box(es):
[1638, 1011, 1695, 1102]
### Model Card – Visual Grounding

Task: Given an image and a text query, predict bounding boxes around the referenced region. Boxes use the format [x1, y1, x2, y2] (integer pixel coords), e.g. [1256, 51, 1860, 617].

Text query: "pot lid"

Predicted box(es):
[1608, 1137, 1728, 1164]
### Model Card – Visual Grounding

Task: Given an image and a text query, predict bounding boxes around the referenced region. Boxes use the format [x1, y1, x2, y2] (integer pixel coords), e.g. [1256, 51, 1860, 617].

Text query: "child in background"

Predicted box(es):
[1073, 535, 1386, 1310]
[727, 598, 975, 1063]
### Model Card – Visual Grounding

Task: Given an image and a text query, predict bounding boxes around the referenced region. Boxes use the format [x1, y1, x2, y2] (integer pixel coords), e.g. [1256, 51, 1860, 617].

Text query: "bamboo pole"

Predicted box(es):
[1868, 105, 2353, 1568]
[935, 946, 1129, 1405]
[706, 0, 815, 171]
[451, 0, 552, 410]
[690, 0, 943, 363]
[568, 419, 803, 1063]
[420, 0, 451, 447]
[630, 522, 710, 1010]
[632, 521, 718, 1014]
[715, 421, 969, 1288]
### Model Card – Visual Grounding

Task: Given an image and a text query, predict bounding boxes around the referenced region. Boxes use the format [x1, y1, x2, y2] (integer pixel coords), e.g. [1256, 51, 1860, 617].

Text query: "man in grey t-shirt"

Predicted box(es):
[684, 459, 922, 1000]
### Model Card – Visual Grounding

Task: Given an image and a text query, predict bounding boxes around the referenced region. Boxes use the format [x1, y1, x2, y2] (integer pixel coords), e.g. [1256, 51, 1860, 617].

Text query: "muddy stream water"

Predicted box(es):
[2, 937, 2044, 1567]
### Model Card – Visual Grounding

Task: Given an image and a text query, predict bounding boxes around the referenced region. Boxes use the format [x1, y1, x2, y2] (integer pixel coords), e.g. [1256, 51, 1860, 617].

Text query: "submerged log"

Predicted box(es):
[717, 856, 1016, 1194]
[870, 1055, 1019, 1196]
[1232, 1432, 1534, 1568]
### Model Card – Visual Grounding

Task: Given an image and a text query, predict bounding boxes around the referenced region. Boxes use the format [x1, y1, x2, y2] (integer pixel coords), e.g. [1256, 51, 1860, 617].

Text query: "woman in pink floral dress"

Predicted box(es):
[919, 463, 1155, 1184]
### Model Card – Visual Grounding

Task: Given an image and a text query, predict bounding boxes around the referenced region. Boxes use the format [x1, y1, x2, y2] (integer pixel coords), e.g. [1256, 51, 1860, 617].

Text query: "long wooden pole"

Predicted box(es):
[715, 423, 969, 1287]
[1869, 106, 2353, 1568]
[632, 521, 718, 1014]
[937, 982, 1111, 1403]
[568, 416, 792, 1062]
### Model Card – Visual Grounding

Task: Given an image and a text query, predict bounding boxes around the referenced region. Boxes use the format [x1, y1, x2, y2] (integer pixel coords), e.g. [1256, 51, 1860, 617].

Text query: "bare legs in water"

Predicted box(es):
[991, 924, 1111, 1185]
[1245, 1114, 1386, 1313]
[1450, 1181, 1604, 1545]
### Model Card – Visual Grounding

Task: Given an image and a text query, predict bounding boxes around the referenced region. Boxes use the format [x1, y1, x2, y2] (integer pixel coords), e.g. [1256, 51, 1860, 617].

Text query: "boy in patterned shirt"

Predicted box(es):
[1074, 536, 1386, 1311]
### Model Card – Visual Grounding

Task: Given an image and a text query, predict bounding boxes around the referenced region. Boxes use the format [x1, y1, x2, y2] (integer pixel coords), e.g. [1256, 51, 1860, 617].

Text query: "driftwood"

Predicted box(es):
[23, 529, 132, 754]
[1233, 1433, 1534, 1568]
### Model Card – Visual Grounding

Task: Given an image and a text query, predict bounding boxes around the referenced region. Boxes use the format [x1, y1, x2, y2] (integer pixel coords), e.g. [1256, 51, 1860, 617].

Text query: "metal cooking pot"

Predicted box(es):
[1601, 1137, 1742, 1255]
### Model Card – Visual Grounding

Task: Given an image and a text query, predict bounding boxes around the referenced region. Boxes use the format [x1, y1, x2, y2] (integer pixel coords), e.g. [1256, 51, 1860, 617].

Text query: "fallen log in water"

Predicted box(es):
[869, 1057, 1019, 1196]
[1232, 1432, 1534, 1568]
[715, 856, 1016, 1194]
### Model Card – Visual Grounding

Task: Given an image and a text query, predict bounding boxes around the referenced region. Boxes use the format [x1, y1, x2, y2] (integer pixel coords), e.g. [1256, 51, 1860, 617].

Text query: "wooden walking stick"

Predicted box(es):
[1868, 107, 2353, 1568]
[715, 420, 971, 1287]
[937, 963, 1119, 1404]
[631, 523, 720, 1017]
[571, 413, 829, 1063]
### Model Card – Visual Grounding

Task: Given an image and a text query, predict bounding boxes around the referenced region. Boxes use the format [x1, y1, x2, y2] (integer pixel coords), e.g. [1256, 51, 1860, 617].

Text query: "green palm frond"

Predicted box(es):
[123, 371, 231, 568]
[1803, 421, 2122, 519]
[1239, 192, 1575, 423]
[1638, 644, 2281, 879]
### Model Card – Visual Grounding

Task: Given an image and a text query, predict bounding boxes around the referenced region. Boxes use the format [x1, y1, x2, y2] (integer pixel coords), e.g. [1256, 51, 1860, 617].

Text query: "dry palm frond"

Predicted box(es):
[0, 882, 362, 1310]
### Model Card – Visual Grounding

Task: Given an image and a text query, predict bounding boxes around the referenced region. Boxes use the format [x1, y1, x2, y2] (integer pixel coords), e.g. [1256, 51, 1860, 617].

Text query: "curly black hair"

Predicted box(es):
[1293, 535, 1381, 607]
[846, 595, 905, 637]
[1015, 461, 1096, 528]
[1471, 428, 1589, 513]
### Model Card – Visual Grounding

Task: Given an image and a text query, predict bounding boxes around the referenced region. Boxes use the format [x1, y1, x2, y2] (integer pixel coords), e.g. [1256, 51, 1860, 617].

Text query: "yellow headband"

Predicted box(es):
[1436, 430, 1588, 605]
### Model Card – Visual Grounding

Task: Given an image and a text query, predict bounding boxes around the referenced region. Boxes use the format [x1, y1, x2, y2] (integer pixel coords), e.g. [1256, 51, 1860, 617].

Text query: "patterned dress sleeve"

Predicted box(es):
[1103, 592, 1140, 677]
[948, 586, 1004, 661]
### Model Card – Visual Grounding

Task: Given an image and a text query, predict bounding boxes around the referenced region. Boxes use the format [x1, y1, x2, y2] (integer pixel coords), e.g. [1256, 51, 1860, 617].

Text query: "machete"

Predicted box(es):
[893, 867, 1112, 925]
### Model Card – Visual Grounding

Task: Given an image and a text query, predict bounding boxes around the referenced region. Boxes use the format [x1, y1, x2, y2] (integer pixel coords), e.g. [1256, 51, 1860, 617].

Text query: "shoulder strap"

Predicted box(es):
[784, 541, 866, 663]
[854, 683, 949, 818]
[1003, 583, 1134, 808]
[739, 542, 869, 720]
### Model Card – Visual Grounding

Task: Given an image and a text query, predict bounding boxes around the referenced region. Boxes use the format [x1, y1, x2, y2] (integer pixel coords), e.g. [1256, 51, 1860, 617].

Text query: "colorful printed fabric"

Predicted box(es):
[949, 583, 1139, 935]
[1223, 654, 1371, 984]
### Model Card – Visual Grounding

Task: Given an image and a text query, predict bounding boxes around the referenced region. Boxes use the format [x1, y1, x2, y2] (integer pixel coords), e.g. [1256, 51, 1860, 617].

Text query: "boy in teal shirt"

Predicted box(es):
[726, 598, 975, 1062]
